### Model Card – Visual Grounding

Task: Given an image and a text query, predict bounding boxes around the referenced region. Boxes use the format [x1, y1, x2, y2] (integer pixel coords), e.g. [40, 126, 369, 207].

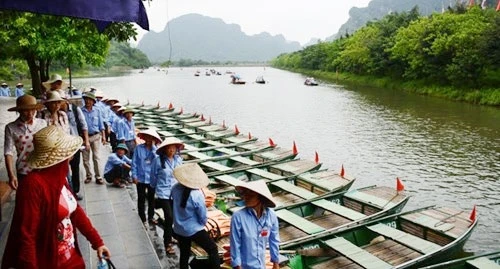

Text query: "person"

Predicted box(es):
[171, 163, 220, 269]
[150, 137, 184, 254]
[109, 103, 124, 151]
[0, 82, 11, 96]
[103, 143, 132, 188]
[15, 83, 25, 97]
[1, 125, 111, 268]
[41, 91, 71, 134]
[61, 96, 90, 200]
[131, 129, 162, 225]
[42, 73, 68, 98]
[116, 108, 136, 158]
[81, 92, 106, 185]
[230, 180, 280, 269]
[4, 95, 47, 189]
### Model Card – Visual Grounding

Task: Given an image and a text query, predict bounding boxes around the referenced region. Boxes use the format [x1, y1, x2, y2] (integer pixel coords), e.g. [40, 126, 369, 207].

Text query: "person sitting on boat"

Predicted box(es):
[230, 180, 280, 269]
[171, 163, 220, 269]
[103, 143, 132, 188]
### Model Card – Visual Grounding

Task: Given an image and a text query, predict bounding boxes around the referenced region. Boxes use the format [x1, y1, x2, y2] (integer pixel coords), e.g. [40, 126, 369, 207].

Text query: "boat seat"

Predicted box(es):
[203, 140, 225, 147]
[187, 151, 212, 160]
[187, 134, 205, 141]
[271, 180, 317, 200]
[214, 147, 237, 155]
[247, 168, 283, 181]
[311, 199, 366, 221]
[298, 172, 350, 192]
[275, 209, 325, 235]
[179, 128, 196, 134]
[344, 190, 396, 209]
[368, 223, 441, 254]
[400, 214, 455, 233]
[322, 237, 392, 269]
[214, 175, 242, 187]
[200, 162, 232, 172]
[230, 156, 259, 166]
[467, 257, 500, 269]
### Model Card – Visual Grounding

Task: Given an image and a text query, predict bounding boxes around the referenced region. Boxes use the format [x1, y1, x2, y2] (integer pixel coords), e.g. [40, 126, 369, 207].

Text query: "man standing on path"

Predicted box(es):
[117, 108, 136, 158]
[4, 95, 47, 189]
[42, 73, 68, 98]
[14, 83, 25, 97]
[0, 83, 11, 97]
[81, 92, 106, 185]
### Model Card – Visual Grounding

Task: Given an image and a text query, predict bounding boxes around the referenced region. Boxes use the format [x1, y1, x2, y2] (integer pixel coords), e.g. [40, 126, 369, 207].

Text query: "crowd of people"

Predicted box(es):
[2, 74, 282, 268]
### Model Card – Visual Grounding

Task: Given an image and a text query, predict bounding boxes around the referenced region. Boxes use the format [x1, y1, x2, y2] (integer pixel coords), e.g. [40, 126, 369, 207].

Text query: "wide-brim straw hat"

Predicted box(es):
[27, 125, 83, 169]
[157, 137, 184, 151]
[112, 102, 123, 108]
[173, 163, 209, 189]
[235, 180, 277, 208]
[94, 90, 105, 98]
[42, 74, 68, 90]
[1, 82, 7, 86]
[8, 95, 44, 112]
[105, 97, 119, 103]
[45, 91, 65, 103]
[16, 83, 23, 87]
[123, 108, 135, 115]
[82, 92, 97, 101]
[117, 107, 126, 112]
[138, 129, 162, 144]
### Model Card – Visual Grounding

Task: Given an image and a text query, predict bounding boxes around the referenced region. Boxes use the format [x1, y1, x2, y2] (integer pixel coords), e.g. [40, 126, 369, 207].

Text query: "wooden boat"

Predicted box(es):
[304, 77, 318, 86]
[285, 205, 478, 269]
[421, 250, 500, 269]
[256, 76, 266, 84]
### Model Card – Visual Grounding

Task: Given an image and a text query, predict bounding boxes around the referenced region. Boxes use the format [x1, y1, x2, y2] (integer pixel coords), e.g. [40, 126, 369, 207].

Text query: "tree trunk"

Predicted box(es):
[26, 55, 42, 98]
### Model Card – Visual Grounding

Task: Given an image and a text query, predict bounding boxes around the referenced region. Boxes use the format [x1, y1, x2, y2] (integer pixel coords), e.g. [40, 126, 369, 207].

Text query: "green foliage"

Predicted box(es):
[105, 41, 151, 69]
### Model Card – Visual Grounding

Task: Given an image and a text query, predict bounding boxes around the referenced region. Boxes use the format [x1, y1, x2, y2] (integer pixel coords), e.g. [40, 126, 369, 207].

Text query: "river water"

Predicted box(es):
[4, 66, 497, 254]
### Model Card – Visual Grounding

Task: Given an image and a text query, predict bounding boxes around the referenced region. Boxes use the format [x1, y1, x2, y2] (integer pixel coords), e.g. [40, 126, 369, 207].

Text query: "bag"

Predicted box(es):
[97, 257, 116, 269]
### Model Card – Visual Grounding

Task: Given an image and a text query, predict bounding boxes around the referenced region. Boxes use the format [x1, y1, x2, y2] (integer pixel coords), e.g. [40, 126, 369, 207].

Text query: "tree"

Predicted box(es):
[0, 11, 137, 97]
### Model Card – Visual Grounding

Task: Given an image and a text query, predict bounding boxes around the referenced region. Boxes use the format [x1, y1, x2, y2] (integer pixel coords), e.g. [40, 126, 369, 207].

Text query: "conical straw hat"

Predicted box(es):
[138, 129, 162, 144]
[27, 125, 83, 169]
[235, 180, 276, 208]
[173, 163, 209, 189]
[157, 137, 184, 151]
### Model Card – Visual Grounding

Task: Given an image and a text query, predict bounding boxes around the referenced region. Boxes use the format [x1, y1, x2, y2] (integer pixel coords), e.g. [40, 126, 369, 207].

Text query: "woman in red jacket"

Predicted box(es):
[2, 125, 111, 269]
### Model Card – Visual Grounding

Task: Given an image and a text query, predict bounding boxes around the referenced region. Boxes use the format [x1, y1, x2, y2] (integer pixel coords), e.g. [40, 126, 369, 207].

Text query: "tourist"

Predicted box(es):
[150, 137, 184, 254]
[109, 103, 124, 151]
[14, 83, 25, 97]
[42, 73, 68, 98]
[171, 163, 220, 269]
[103, 143, 132, 188]
[116, 108, 136, 158]
[1, 125, 111, 268]
[4, 95, 47, 189]
[81, 92, 106, 185]
[41, 91, 70, 134]
[0, 82, 11, 96]
[131, 129, 161, 225]
[230, 180, 280, 269]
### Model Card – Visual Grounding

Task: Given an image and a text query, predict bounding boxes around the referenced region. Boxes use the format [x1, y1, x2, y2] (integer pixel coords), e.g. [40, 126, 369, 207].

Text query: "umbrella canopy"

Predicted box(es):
[0, 0, 149, 31]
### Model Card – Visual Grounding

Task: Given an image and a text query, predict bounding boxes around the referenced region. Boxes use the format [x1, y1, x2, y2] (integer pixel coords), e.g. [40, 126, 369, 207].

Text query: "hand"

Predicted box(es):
[85, 142, 91, 151]
[272, 262, 280, 269]
[133, 178, 139, 184]
[101, 137, 106, 145]
[97, 245, 111, 260]
[9, 177, 18, 190]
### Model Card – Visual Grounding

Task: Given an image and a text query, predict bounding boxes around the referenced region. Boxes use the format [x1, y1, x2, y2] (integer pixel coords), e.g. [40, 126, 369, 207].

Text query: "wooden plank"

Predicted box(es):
[200, 161, 232, 172]
[247, 168, 284, 181]
[323, 237, 393, 269]
[368, 223, 441, 254]
[344, 190, 396, 209]
[230, 156, 260, 166]
[312, 199, 366, 221]
[271, 180, 318, 200]
[213, 175, 243, 187]
[467, 257, 500, 269]
[275, 209, 325, 234]
[187, 151, 213, 160]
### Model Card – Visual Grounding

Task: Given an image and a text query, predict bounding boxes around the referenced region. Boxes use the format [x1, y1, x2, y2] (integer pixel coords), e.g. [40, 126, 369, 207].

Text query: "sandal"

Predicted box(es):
[84, 178, 91, 184]
[96, 178, 104, 185]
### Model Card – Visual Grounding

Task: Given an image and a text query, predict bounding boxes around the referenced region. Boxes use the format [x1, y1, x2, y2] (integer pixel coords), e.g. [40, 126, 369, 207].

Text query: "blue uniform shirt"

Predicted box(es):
[171, 183, 207, 237]
[230, 207, 280, 269]
[15, 87, 24, 97]
[117, 119, 135, 141]
[81, 106, 104, 135]
[0, 87, 10, 96]
[150, 154, 182, 199]
[131, 143, 157, 184]
[66, 104, 88, 136]
[104, 153, 132, 174]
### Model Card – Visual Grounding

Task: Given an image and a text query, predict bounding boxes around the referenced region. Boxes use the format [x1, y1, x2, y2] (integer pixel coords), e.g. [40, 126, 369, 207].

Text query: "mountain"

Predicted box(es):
[137, 13, 301, 63]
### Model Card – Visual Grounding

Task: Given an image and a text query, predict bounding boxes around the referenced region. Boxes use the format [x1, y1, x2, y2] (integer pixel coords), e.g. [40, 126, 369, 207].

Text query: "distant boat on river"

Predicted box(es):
[255, 76, 266, 84]
[304, 77, 318, 86]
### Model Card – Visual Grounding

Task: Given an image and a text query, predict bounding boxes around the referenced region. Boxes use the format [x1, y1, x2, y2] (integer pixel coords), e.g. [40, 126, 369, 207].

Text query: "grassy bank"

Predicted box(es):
[284, 68, 500, 107]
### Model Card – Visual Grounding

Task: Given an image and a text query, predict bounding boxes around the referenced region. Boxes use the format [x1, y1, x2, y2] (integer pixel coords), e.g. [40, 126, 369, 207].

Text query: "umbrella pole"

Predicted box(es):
[68, 65, 72, 96]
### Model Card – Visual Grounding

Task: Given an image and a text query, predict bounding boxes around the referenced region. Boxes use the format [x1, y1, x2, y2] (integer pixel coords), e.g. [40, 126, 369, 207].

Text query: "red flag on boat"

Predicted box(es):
[234, 125, 240, 135]
[248, 132, 252, 139]
[193, 112, 197, 117]
[269, 138, 276, 147]
[141, 100, 144, 106]
[315, 151, 319, 164]
[168, 102, 173, 109]
[469, 205, 477, 222]
[292, 141, 298, 155]
[209, 116, 212, 124]
[223, 120, 226, 128]
[396, 177, 405, 192]
[497, 0, 500, 11]
[156, 101, 160, 108]
[179, 107, 183, 115]
[340, 164, 345, 177]
[201, 114, 205, 121]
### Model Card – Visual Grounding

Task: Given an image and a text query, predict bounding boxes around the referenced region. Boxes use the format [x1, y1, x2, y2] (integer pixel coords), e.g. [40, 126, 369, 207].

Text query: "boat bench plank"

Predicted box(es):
[344, 190, 396, 209]
[275, 209, 325, 234]
[201, 162, 232, 172]
[247, 168, 284, 181]
[214, 175, 242, 187]
[179, 128, 196, 134]
[271, 180, 318, 200]
[323, 237, 393, 269]
[188, 134, 206, 140]
[368, 223, 441, 254]
[187, 151, 213, 160]
[467, 257, 500, 269]
[400, 213, 455, 233]
[203, 140, 225, 147]
[299, 172, 350, 191]
[311, 199, 366, 221]
[230, 156, 260, 166]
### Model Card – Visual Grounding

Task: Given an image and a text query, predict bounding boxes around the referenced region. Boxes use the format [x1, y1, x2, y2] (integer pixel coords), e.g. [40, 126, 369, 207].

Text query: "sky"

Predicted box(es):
[134, 0, 371, 45]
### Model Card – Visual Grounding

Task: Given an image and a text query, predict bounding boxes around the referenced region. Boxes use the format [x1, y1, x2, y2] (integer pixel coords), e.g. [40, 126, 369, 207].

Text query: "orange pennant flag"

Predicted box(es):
[156, 101, 160, 108]
[340, 164, 345, 177]
[141, 100, 144, 106]
[269, 138, 276, 147]
[248, 132, 252, 139]
[223, 120, 226, 128]
[201, 114, 205, 121]
[179, 107, 183, 115]
[209, 116, 212, 124]
[168, 102, 173, 109]
[396, 177, 405, 192]
[469, 205, 477, 222]
[292, 141, 298, 155]
[315, 151, 319, 164]
[234, 125, 240, 135]
[193, 112, 197, 117]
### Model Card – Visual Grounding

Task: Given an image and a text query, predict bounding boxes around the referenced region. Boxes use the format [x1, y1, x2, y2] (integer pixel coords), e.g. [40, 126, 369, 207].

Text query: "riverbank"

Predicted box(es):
[279, 68, 500, 107]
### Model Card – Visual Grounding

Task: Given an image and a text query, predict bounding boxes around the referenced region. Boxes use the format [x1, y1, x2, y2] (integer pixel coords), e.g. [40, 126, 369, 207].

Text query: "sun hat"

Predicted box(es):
[117, 107, 126, 112]
[45, 91, 65, 103]
[8, 95, 44, 112]
[27, 125, 83, 169]
[94, 90, 104, 98]
[138, 129, 162, 144]
[173, 163, 209, 189]
[82, 92, 96, 101]
[1, 82, 7, 86]
[115, 143, 129, 153]
[16, 83, 23, 87]
[123, 108, 135, 115]
[105, 97, 119, 103]
[112, 102, 123, 108]
[235, 180, 276, 208]
[42, 74, 67, 90]
[157, 137, 184, 151]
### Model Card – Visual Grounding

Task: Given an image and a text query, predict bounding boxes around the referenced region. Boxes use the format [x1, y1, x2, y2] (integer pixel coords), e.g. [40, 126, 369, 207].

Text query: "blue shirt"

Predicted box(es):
[131, 144, 157, 184]
[0, 87, 10, 96]
[104, 153, 132, 174]
[171, 183, 207, 237]
[15, 87, 25, 97]
[81, 106, 104, 135]
[66, 104, 88, 136]
[150, 155, 183, 199]
[230, 207, 280, 269]
[117, 119, 135, 141]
